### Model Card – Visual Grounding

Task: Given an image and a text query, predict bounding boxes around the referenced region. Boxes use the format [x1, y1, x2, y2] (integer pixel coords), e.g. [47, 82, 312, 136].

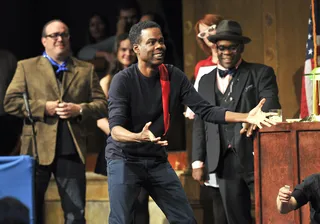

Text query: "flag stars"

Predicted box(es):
[308, 48, 313, 55]
[308, 33, 312, 39]
[309, 18, 312, 24]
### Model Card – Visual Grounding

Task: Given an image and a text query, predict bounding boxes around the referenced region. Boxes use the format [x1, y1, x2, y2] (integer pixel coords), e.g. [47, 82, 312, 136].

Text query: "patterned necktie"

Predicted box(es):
[42, 52, 68, 74]
[218, 67, 237, 78]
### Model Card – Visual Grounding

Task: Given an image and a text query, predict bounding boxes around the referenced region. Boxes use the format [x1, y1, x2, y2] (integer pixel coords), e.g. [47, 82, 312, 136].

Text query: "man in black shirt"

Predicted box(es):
[107, 20, 275, 224]
[277, 173, 320, 223]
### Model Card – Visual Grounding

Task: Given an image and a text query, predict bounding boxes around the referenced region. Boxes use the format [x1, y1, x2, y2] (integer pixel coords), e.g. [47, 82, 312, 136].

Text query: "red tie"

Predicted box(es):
[158, 64, 170, 135]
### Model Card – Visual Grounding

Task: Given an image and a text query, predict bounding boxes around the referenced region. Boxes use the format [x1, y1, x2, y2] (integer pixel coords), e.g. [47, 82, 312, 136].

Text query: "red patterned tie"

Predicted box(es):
[158, 64, 170, 135]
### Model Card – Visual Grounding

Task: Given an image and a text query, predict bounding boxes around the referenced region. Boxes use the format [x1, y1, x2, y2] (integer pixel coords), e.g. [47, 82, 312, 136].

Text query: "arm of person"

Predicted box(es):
[100, 74, 113, 98]
[277, 175, 313, 215]
[77, 36, 116, 60]
[97, 118, 110, 135]
[257, 66, 281, 111]
[191, 114, 207, 184]
[4, 62, 47, 121]
[239, 66, 281, 136]
[79, 66, 108, 121]
[111, 122, 168, 146]
[177, 68, 274, 127]
[107, 72, 167, 146]
[276, 186, 298, 214]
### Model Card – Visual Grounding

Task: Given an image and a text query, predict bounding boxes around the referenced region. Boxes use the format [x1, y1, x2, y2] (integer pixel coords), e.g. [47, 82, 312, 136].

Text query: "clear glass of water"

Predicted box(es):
[269, 109, 282, 122]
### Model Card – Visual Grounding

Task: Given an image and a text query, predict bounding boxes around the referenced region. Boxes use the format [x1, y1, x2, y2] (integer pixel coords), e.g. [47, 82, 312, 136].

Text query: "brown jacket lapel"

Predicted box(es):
[37, 57, 60, 99]
[62, 58, 79, 98]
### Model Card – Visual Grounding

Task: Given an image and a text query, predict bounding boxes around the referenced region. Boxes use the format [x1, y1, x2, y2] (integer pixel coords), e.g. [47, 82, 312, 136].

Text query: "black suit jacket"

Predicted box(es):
[192, 61, 281, 173]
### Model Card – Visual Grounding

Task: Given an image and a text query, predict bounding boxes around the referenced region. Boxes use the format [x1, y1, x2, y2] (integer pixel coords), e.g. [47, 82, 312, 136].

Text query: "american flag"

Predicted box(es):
[300, 0, 320, 118]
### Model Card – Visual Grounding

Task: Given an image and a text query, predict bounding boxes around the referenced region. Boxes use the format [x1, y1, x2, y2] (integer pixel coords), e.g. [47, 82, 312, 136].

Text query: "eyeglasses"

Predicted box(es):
[197, 24, 216, 39]
[216, 44, 240, 53]
[45, 32, 70, 40]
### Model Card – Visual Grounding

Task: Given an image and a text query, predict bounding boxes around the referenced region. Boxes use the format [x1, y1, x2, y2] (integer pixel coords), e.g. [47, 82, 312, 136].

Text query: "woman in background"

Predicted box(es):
[87, 13, 109, 44]
[95, 33, 136, 172]
[95, 33, 149, 224]
[185, 14, 223, 118]
[188, 14, 228, 224]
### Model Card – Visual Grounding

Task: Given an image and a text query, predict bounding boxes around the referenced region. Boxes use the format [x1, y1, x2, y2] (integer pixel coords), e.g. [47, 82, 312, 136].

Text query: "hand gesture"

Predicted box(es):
[45, 100, 59, 116]
[246, 98, 277, 128]
[138, 122, 168, 146]
[184, 108, 195, 120]
[55, 102, 82, 119]
[116, 17, 126, 36]
[278, 186, 292, 203]
[192, 167, 205, 185]
[240, 123, 257, 137]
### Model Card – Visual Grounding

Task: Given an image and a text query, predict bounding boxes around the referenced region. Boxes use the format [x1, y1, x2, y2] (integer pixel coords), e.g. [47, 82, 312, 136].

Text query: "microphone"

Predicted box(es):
[23, 92, 33, 124]
[22, 92, 38, 161]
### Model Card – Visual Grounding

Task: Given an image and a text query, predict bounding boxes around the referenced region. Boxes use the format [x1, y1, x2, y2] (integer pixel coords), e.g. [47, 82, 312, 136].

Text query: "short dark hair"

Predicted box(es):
[129, 21, 161, 45]
[0, 197, 29, 224]
[117, 0, 141, 18]
[41, 19, 69, 37]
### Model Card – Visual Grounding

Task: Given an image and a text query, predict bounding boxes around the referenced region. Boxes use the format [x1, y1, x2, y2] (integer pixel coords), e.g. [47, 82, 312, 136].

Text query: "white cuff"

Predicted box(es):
[192, 161, 204, 169]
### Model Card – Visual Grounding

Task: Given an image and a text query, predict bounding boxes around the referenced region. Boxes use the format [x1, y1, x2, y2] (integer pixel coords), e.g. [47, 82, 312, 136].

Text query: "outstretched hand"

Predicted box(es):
[246, 98, 278, 129]
[240, 123, 257, 137]
[138, 122, 168, 146]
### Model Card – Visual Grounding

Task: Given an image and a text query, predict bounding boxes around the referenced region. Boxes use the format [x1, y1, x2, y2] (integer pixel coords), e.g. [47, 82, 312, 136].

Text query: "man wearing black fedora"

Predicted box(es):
[192, 20, 281, 223]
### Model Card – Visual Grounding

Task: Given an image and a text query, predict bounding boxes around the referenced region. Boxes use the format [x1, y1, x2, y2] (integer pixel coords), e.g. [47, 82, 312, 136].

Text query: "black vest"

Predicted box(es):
[215, 78, 237, 153]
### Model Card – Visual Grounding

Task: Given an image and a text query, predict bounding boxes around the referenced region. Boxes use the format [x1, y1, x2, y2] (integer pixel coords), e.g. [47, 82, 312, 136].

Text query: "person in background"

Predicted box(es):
[87, 13, 109, 45]
[185, 13, 223, 119]
[4, 19, 108, 224]
[77, 1, 140, 61]
[190, 13, 228, 224]
[0, 49, 22, 156]
[192, 20, 281, 224]
[0, 197, 29, 224]
[95, 33, 137, 173]
[277, 173, 320, 223]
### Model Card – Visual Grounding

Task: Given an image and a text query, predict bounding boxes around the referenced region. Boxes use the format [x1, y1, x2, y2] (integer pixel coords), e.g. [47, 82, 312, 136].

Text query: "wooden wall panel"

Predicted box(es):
[276, 0, 309, 119]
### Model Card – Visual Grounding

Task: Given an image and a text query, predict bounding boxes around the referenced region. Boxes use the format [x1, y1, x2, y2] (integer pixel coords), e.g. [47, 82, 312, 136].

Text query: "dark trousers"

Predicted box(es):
[107, 159, 196, 224]
[200, 185, 227, 224]
[217, 150, 254, 224]
[95, 148, 150, 224]
[35, 154, 86, 224]
[133, 187, 149, 224]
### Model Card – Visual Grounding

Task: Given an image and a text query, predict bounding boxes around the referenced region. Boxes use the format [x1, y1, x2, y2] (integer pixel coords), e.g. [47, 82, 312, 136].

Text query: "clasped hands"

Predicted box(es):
[138, 121, 168, 146]
[45, 100, 81, 119]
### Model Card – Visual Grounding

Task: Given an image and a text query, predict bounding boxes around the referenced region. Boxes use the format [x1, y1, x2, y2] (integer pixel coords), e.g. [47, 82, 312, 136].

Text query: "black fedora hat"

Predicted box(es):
[207, 20, 251, 44]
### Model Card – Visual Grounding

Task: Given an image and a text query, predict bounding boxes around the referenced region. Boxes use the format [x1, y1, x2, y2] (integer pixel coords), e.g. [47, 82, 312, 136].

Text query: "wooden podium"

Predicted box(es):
[254, 122, 320, 224]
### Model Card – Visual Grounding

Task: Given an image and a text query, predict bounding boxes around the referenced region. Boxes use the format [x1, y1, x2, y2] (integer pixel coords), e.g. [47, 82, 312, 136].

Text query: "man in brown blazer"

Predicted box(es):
[4, 20, 108, 224]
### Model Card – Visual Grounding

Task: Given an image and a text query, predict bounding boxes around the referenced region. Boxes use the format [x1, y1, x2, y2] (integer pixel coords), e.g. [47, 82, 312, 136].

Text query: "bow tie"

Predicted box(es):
[42, 52, 68, 74]
[218, 67, 237, 78]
